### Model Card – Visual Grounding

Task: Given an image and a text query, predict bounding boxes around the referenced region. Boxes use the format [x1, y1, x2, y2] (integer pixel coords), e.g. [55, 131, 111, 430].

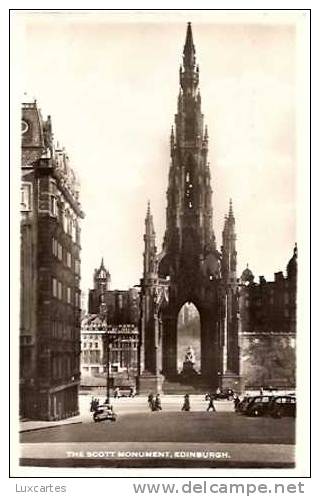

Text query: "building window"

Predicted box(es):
[72, 220, 77, 241]
[49, 195, 57, 217]
[67, 216, 73, 236]
[52, 238, 58, 257]
[57, 243, 63, 261]
[21, 182, 32, 211]
[52, 278, 57, 298]
[63, 210, 68, 232]
[67, 252, 72, 268]
[58, 281, 62, 300]
[67, 287, 72, 304]
[75, 259, 80, 275]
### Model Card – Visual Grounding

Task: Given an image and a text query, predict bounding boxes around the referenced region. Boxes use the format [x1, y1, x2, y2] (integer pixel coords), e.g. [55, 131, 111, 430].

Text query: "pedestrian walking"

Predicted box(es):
[90, 396, 95, 412]
[233, 394, 240, 411]
[114, 387, 120, 399]
[181, 394, 190, 411]
[154, 393, 162, 411]
[147, 393, 154, 411]
[259, 386, 264, 395]
[207, 394, 216, 412]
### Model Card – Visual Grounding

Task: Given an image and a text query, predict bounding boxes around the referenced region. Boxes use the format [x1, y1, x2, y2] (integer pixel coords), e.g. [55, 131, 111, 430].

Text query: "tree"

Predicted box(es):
[242, 335, 296, 387]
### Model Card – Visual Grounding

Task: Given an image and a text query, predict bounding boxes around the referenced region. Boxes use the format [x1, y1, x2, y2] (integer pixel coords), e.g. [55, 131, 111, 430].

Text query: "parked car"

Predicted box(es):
[245, 395, 274, 416]
[215, 388, 234, 400]
[269, 395, 296, 418]
[237, 396, 254, 413]
[205, 389, 234, 401]
[116, 386, 136, 398]
[93, 404, 117, 422]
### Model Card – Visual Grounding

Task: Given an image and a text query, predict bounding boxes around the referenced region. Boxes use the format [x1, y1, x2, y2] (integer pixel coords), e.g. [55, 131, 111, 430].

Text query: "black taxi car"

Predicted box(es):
[245, 395, 274, 416]
[269, 395, 296, 418]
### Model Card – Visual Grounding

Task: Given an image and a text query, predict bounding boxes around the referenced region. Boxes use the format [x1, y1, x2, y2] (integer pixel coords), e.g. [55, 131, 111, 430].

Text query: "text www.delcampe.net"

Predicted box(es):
[132, 481, 305, 496]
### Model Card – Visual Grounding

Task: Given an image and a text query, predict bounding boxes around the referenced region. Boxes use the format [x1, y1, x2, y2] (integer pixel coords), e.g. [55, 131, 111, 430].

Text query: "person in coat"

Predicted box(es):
[182, 394, 191, 411]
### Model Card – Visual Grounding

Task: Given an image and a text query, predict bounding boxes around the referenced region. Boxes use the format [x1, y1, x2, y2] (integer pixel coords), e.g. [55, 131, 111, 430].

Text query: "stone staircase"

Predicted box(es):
[163, 378, 211, 395]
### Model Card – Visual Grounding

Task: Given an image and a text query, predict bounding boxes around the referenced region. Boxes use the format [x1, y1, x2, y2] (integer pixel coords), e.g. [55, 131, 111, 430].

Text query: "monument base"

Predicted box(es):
[137, 372, 164, 395]
[221, 370, 243, 394]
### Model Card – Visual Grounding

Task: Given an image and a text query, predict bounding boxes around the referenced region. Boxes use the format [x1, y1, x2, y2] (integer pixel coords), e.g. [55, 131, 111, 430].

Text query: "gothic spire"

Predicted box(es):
[228, 198, 235, 222]
[145, 200, 155, 236]
[183, 22, 196, 69]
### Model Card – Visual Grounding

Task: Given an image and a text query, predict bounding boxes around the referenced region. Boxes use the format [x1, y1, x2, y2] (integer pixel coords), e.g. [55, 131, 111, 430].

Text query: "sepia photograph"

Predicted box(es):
[11, 9, 310, 474]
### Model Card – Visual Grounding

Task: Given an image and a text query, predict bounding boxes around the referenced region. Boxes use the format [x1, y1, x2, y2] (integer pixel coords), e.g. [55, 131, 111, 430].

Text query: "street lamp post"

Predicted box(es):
[106, 335, 110, 403]
[217, 371, 221, 391]
[105, 332, 118, 403]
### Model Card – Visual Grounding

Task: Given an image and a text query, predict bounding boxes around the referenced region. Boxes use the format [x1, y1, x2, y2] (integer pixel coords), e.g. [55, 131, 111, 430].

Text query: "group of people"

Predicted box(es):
[89, 397, 100, 412]
[90, 390, 241, 414]
[90, 396, 111, 412]
[146, 393, 217, 412]
[147, 393, 162, 411]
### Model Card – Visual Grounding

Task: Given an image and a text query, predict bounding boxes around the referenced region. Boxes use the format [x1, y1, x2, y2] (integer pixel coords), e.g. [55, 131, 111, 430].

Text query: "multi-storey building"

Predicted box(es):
[239, 246, 297, 387]
[88, 259, 140, 325]
[20, 100, 84, 420]
[80, 260, 140, 386]
[80, 319, 139, 377]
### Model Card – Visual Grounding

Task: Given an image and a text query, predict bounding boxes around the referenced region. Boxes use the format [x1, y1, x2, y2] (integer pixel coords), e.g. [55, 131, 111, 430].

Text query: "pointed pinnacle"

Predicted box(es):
[229, 198, 234, 218]
[183, 22, 196, 68]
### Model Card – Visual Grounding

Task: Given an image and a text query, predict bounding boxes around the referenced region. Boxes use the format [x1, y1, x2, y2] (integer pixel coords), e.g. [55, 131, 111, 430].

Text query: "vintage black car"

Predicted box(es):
[236, 396, 254, 413]
[205, 389, 234, 401]
[245, 395, 274, 416]
[93, 404, 117, 422]
[269, 395, 296, 418]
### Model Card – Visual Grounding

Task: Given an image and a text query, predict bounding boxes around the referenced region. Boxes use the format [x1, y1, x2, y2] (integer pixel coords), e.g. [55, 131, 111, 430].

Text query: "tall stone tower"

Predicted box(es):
[93, 258, 111, 292]
[139, 23, 240, 393]
[221, 200, 240, 378]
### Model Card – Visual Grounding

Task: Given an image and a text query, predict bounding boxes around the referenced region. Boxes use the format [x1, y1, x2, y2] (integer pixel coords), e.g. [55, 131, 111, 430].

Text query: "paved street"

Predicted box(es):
[21, 411, 294, 444]
[20, 395, 295, 468]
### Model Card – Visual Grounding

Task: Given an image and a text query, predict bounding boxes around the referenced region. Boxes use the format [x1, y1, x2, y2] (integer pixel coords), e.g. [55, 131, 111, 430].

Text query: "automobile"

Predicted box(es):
[245, 395, 274, 417]
[269, 395, 296, 418]
[205, 389, 234, 401]
[115, 386, 136, 398]
[236, 396, 254, 413]
[92, 404, 117, 422]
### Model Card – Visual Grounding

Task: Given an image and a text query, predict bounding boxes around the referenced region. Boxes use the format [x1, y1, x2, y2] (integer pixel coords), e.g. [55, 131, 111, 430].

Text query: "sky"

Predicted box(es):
[13, 11, 302, 295]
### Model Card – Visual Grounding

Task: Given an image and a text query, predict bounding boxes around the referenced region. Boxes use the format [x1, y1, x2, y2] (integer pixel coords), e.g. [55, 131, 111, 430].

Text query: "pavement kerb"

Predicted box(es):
[20, 421, 83, 433]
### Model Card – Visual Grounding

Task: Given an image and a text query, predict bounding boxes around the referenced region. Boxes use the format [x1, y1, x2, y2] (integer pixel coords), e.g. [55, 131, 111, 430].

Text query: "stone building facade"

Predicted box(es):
[20, 100, 84, 420]
[239, 246, 297, 387]
[80, 317, 139, 377]
[80, 260, 140, 385]
[88, 259, 140, 325]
